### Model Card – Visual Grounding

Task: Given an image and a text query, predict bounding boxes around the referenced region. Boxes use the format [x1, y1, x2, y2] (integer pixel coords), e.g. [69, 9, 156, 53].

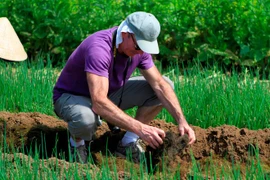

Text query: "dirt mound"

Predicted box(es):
[0, 112, 269, 179]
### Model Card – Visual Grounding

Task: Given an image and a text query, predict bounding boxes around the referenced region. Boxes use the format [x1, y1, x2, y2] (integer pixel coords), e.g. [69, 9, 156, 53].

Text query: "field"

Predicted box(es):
[0, 111, 269, 179]
[0, 0, 270, 179]
[0, 60, 269, 179]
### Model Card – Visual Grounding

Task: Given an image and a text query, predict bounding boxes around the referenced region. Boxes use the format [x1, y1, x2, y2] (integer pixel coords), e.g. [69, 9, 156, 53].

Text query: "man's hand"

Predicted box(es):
[178, 122, 196, 145]
[137, 124, 166, 149]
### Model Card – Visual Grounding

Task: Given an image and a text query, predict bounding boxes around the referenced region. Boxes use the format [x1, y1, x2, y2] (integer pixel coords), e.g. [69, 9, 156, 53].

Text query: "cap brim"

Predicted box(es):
[135, 35, 159, 54]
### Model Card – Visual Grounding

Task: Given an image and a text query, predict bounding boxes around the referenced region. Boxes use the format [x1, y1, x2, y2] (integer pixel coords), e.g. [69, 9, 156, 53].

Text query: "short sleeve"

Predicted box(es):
[137, 53, 154, 70]
[84, 43, 112, 78]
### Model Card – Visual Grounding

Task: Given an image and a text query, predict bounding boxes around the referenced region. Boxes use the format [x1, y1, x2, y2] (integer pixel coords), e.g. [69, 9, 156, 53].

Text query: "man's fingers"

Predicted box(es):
[188, 131, 196, 145]
[155, 129, 165, 144]
[145, 128, 165, 149]
[151, 130, 165, 149]
[157, 128, 166, 139]
[186, 129, 196, 144]
[179, 127, 185, 136]
[188, 138, 196, 145]
[140, 125, 166, 149]
[144, 135, 158, 149]
[178, 125, 196, 145]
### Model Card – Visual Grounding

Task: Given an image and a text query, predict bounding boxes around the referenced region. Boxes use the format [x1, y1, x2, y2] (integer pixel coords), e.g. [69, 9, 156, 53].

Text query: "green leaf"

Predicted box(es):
[240, 59, 255, 66]
[208, 48, 228, 56]
[185, 31, 200, 39]
[51, 47, 64, 54]
[225, 50, 239, 61]
[240, 45, 250, 56]
[253, 50, 265, 62]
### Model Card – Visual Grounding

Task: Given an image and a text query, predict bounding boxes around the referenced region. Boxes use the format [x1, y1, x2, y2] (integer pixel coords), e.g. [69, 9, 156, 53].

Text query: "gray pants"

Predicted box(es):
[54, 76, 173, 141]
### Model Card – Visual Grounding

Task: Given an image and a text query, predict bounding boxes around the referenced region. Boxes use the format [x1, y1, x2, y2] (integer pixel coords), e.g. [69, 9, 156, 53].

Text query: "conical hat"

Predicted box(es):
[0, 17, 27, 61]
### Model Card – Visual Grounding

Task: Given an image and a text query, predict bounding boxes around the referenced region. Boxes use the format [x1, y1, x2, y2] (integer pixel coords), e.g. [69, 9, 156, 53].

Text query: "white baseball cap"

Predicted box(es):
[126, 12, 160, 54]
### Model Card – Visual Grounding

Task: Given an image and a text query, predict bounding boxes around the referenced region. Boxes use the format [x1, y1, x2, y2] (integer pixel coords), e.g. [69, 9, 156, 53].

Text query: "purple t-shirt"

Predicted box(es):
[53, 27, 154, 103]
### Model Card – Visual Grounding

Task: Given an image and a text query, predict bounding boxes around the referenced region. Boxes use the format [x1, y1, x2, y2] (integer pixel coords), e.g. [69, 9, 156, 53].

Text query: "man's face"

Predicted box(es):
[118, 33, 143, 57]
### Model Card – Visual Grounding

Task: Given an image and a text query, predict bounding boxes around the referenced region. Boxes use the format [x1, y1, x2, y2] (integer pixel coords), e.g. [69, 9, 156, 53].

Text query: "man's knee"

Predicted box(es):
[68, 107, 99, 141]
[74, 107, 96, 123]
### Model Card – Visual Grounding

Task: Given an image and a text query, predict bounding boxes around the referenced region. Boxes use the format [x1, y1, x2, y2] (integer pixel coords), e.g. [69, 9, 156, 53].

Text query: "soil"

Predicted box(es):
[0, 111, 269, 179]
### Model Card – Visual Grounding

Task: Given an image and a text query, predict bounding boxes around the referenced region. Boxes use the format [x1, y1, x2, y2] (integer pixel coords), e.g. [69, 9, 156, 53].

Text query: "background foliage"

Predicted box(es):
[0, 0, 269, 73]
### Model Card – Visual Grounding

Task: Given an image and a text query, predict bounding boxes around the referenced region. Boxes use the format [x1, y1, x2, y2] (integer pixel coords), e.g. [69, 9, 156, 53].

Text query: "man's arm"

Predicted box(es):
[140, 66, 196, 144]
[86, 72, 165, 148]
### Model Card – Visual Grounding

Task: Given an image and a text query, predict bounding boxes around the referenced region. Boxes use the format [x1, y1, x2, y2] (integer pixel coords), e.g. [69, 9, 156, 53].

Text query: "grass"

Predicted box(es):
[0, 58, 269, 178]
[0, 0, 269, 178]
[0, 134, 269, 179]
[0, 59, 269, 129]
[173, 67, 270, 129]
[0, 58, 58, 116]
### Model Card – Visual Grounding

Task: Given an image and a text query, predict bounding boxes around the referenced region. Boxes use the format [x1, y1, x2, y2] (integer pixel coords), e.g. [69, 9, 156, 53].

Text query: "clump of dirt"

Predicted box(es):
[0, 111, 269, 179]
[142, 131, 189, 172]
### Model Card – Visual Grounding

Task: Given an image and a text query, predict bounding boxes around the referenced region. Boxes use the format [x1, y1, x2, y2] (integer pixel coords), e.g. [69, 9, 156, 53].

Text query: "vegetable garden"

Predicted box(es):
[0, 0, 269, 179]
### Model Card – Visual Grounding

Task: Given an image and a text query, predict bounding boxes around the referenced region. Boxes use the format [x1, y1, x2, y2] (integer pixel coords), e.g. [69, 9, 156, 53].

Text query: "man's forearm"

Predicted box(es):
[92, 98, 142, 134]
